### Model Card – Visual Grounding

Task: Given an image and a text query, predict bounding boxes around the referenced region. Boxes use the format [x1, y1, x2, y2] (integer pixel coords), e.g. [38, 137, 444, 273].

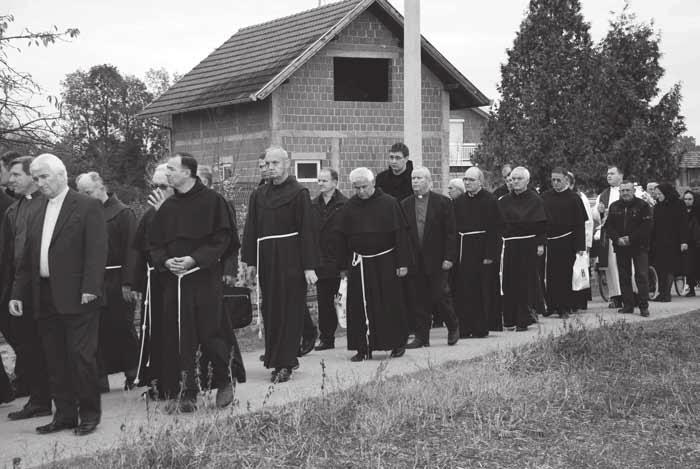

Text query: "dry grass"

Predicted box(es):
[46, 313, 700, 468]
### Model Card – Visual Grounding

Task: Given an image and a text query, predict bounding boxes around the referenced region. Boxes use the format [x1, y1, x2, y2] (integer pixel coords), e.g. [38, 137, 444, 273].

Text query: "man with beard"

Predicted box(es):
[497, 167, 546, 331]
[453, 167, 502, 338]
[337, 167, 409, 361]
[541, 167, 588, 319]
[594, 166, 625, 308]
[0, 156, 51, 419]
[149, 153, 239, 411]
[76, 172, 139, 391]
[375, 143, 414, 201]
[402, 167, 459, 348]
[242, 147, 318, 383]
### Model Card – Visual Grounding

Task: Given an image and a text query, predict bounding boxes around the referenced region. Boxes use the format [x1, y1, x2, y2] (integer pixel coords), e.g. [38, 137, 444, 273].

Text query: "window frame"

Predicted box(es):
[294, 160, 321, 183]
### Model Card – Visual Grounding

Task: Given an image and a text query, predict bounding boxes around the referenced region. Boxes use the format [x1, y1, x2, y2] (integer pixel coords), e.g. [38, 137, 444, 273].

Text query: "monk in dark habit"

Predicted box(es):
[375, 142, 414, 201]
[76, 172, 139, 391]
[242, 146, 318, 383]
[149, 153, 239, 412]
[497, 166, 547, 331]
[453, 167, 503, 338]
[541, 167, 587, 319]
[337, 167, 409, 361]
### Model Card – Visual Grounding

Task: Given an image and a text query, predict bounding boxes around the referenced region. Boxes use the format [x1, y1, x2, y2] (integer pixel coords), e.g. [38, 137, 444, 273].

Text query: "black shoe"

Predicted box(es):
[350, 351, 371, 362]
[447, 328, 460, 346]
[390, 347, 405, 358]
[74, 420, 99, 436]
[617, 307, 633, 314]
[405, 337, 429, 349]
[314, 340, 335, 351]
[8, 404, 52, 421]
[651, 296, 671, 303]
[542, 310, 555, 318]
[515, 326, 528, 332]
[274, 368, 292, 383]
[559, 310, 570, 319]
[259, 354, 264, 362]
[640, 308, 650, 317]
[608, 297, 623, 309]
[685, 290, 696, 297]
[36, 419, 77, 434]
[298, 330, 318, 357]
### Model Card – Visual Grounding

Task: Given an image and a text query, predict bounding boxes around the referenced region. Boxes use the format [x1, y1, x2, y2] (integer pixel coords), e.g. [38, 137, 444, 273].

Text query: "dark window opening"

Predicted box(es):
[334, 57, 390, 102]
[295, 161, 319, 181]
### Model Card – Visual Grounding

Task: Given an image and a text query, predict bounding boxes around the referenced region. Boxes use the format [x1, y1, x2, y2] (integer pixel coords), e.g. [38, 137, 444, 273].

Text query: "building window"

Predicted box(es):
[295, 160, 320, 182]
[218, 163, 233, 181]
[334, 57, 390, 102]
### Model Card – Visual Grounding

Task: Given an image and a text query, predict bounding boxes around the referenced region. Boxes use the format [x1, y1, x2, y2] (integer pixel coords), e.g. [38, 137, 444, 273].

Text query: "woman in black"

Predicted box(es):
[682, 190, 700, 296]
[650, 183, 689, 302]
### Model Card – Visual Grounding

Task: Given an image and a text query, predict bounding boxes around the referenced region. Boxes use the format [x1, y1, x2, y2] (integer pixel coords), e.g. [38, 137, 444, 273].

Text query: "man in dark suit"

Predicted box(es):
[9, 153, 107, 436]
[402, 166, 460, 348]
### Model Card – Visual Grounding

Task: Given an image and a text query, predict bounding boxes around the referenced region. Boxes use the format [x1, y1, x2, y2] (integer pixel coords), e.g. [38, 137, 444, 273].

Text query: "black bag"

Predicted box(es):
[222, 286, 252, 329]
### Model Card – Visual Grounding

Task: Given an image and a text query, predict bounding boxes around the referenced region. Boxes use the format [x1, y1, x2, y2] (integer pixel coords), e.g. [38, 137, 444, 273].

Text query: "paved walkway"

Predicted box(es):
[1, 298, 698, 468]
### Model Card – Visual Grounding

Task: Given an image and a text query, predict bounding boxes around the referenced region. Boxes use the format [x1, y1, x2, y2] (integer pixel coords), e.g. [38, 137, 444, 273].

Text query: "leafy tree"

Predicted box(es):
[0, 14, 79, 149]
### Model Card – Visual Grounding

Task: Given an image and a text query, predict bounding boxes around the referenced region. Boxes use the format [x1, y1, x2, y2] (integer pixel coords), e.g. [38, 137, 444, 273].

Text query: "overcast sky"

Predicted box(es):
[5, 0, 700, 137]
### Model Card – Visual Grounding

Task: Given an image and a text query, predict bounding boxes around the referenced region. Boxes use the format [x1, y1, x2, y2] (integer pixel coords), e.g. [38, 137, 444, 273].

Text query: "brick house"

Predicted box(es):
[139, 0, 489, 194]
[679, 149, 700, 188]
[448, 107, 489, 175]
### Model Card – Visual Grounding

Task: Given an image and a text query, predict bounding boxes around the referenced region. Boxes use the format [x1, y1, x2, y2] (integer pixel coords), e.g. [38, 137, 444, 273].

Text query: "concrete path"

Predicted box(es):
[1, 298, 698, 468]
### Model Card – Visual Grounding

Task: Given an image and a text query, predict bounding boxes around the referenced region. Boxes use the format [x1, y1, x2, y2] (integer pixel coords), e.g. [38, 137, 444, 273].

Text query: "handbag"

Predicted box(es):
[572, 252, 591, 291]
[222, 285, 253, 329]
[334, 277, 347, 329]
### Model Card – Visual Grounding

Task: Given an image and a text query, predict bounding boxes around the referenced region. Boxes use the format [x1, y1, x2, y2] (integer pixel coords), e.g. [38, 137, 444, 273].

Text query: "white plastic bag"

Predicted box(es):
[334, 277, 347, 329]
[572, 252, 590, 291]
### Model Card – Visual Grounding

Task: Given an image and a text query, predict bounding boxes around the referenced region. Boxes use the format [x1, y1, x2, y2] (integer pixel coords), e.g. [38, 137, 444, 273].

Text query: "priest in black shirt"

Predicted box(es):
[497, 167, 547, 331]
[454, 167, 503, 338]
[541, 167, 588, 318]
[375, 142, 414, 201]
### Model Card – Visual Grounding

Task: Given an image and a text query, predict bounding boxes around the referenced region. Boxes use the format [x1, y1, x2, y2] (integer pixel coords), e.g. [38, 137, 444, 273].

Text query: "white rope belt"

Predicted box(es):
[256, 232, 299, 339]
[499, 235, 537, 295]
[105, 265, 122, 270]
[351, 247, 395, 352]
[134, 265, 154, 386]
[544, 231, 572, 288]
[458, 230, 487, 263]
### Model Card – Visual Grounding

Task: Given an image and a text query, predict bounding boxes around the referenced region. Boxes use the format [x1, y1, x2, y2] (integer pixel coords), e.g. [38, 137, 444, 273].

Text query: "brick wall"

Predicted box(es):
[450, 108, 488, 144]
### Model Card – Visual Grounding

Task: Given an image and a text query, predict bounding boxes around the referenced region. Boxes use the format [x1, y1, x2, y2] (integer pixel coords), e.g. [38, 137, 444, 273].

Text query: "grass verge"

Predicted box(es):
[48, 313, 700, 468]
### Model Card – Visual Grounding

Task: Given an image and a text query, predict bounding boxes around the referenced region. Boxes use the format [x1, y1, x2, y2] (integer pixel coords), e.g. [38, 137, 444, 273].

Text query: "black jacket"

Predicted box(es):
[401, 191, 457, 274]
[312, 189, 348, 279]
[605, 196, 652, 253]
[376, 160, 414, 201]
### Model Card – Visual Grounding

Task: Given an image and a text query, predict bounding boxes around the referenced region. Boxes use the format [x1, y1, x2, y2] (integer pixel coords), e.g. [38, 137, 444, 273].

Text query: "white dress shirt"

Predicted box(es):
[39, 186, 70, 278]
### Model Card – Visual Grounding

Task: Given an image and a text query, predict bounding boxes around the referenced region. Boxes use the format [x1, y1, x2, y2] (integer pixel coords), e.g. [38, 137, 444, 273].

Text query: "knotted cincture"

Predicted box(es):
[255, 232, 299, 339]
[134, 265, 154, 386]
[351, 247, 395, 352]
[499, 234, 536, 295]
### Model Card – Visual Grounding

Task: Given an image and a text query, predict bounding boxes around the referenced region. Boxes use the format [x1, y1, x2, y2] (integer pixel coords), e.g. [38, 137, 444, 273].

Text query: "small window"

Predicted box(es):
[295, 161, 320, 182]
[334, 57, 390, 102]
[218, 163, 233, 181]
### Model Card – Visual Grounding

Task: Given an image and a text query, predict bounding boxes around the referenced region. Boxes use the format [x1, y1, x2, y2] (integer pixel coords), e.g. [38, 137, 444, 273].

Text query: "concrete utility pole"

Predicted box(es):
[404, 0, 422, 166]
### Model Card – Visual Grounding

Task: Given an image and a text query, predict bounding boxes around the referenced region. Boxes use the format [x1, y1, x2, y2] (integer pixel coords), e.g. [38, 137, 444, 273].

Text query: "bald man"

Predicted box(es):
[402, 167, 459, 348]
[453, 167, 503, 338]
[497, 167, 547, 331]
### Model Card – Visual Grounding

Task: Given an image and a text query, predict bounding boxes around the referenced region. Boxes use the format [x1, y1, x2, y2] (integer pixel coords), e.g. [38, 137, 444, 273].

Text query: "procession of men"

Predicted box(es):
[3, 142, 685, 438]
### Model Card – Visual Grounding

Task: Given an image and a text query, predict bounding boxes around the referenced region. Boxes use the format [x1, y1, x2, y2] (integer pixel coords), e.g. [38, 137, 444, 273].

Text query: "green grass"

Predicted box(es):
[48, 312, 700, 468]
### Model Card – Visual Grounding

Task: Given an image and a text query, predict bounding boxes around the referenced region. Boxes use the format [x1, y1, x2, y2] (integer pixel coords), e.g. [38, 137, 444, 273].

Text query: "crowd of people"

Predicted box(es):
[0, 143, 697, 436]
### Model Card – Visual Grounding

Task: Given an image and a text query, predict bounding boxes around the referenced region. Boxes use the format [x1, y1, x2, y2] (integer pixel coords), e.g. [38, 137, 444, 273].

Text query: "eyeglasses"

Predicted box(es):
[152, 184, 169, 190]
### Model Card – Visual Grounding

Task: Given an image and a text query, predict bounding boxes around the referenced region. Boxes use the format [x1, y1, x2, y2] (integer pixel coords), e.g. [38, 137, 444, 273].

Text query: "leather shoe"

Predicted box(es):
[405, 337, 429, 349]
[74, 420, 99, 436]
[273, 368, 292, 383]
[617, 307, 633, 314]
[515, 326, 528, 332]
[215, 384, 234, 408]
[447, 328, 460, 345]
[350, 351, 371, 362]
[36, 419, 77, 434]
[8, 404, 52, 421]
[390, 347, 405, 358]
[640, 308, 650, 317]
[314, 340, 335, 351]
[298, 330, 318, 357]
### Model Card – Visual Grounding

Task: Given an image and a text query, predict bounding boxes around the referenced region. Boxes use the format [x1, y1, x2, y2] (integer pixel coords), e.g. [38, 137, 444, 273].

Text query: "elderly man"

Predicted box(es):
[336, 167, 409, 361]
[401, 167, 459, 348]
[376, 142, 414, 201]
[149, 153, 238, 411]
[453, 167, 503, 338]
[605, 180, 653, 316]
[312, 168, 348, 350]
[497, 167, 547, 331]
[10, 153, 107, 435]
[594, 165, 624, 308]
[242, 147, 318, 383]
[447, 178, 466, 200]
[76, 172, 139, 391]
[0, 156, 52, 420]
[541, 167, 588, 319]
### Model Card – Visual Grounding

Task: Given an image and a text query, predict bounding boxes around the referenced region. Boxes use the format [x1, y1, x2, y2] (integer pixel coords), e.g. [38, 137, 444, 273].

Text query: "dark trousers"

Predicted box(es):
[10, 311, 50, 407]
[303, 305, 317, 341]
[38, 280, 101, 424]
[408, 271, 458, 342]
[656, 269, 674, 300]
[316, 277, 340, 344]
[616, 249, 649, 309]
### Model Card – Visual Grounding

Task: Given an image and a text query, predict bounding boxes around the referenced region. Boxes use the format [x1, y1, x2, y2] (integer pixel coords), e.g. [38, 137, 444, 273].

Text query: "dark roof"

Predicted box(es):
[140, 0, 489, 118]
[680, 151, 700, 168]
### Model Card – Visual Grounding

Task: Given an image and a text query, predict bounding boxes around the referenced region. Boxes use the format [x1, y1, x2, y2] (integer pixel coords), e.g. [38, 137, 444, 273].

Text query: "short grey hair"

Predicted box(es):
[412, 166, 432, 180]
[76, 171, 104, 187]
[31, 153, 67, 179]
[265, 145, 289, 160]
[511, 166, 530, 183]
[349, 167, 375, 183]
[448, 178, 465, 193]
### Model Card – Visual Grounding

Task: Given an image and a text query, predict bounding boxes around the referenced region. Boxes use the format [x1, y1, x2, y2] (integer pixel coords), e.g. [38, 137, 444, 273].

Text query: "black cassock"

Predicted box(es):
[497, 189, 547, 329]
[99, 194, 140, 377]
[241, 176, 318, 370]
[453, 189, 502, 337]
[336, 188, 410, 352]
[150, 179, 239, 397]
[541, 188, 587, 314]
